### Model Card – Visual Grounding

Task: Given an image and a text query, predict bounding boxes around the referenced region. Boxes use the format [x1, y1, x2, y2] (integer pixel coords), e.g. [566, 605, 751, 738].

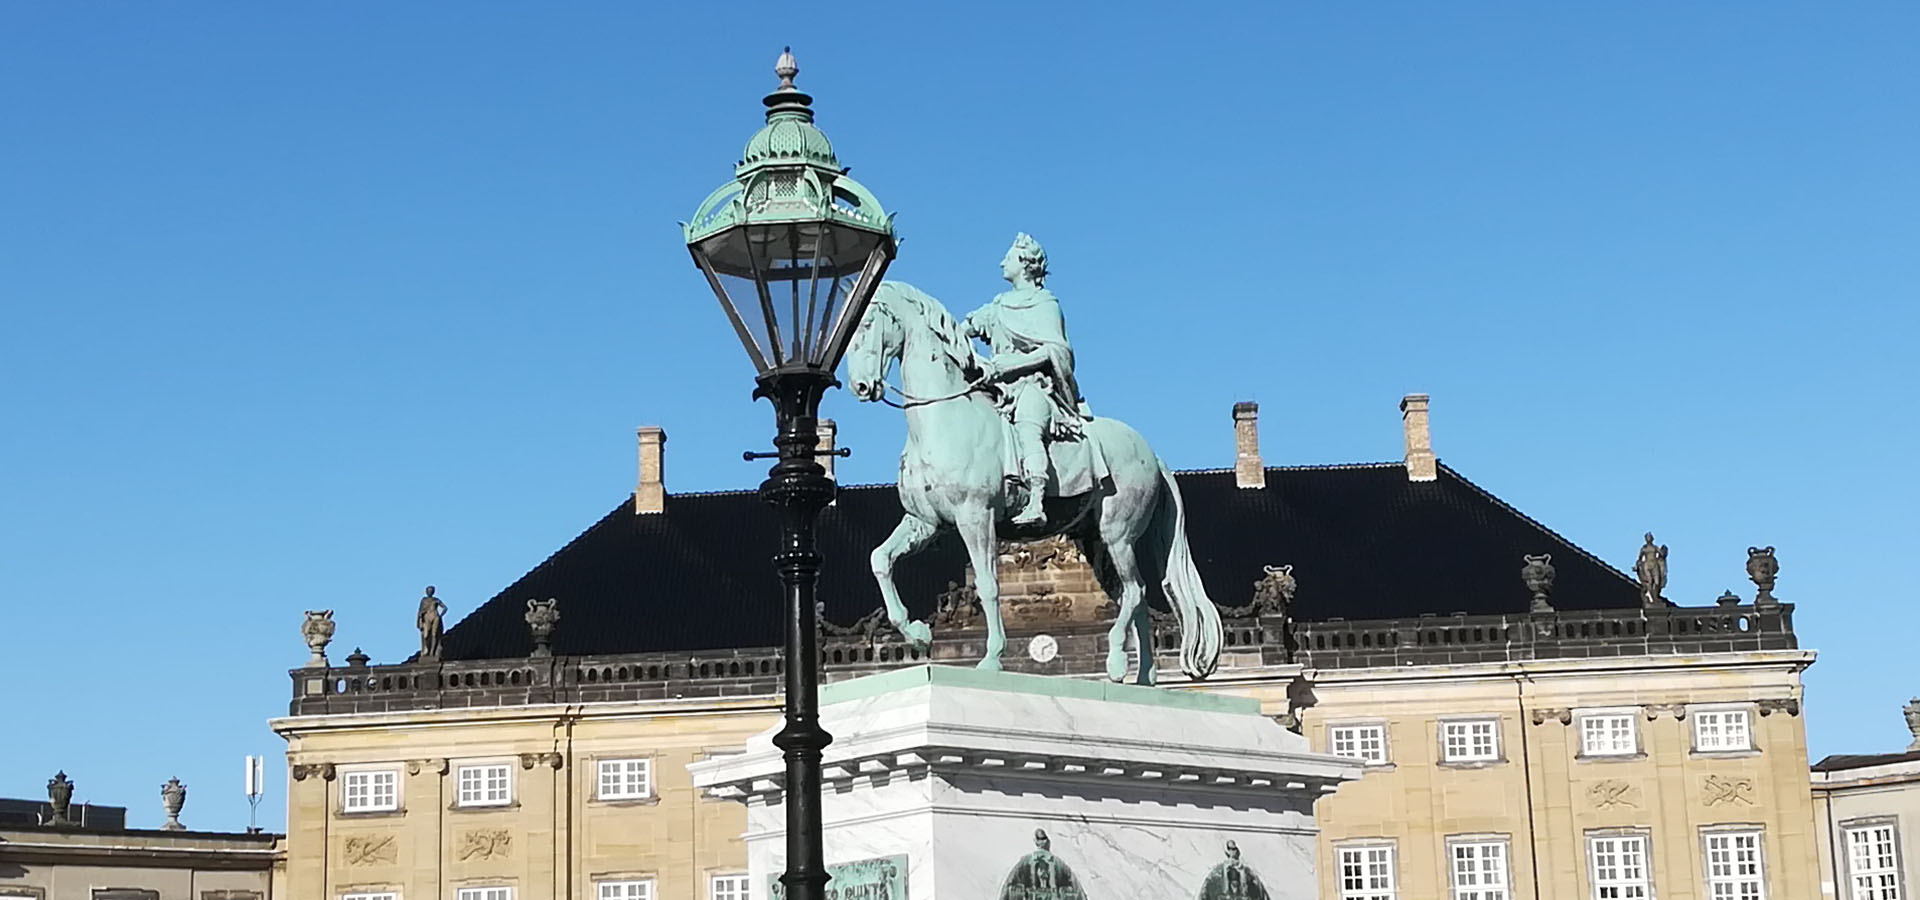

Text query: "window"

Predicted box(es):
[1329, 724, 1388, 765]
[455, 889, 510, 900]
[598, 881, 653, 900]
[1694, 709, 1753, 752]
[341, 769, 399, 812]
[1338, 844, 1397, 900]
[1442, 720, 1500, 763]
[343, 894, 399, 900]
[711, 874, 752, 900]
[598, 758, 654, 799]
[1846, 823, 1902, 900]
[456, 763, 513, 807]
[1450, 840, 1510, 900]
[1705, 830, 1765, 900]
[1580, 714, 1638, 757]
[1589, 834, 1651, 899]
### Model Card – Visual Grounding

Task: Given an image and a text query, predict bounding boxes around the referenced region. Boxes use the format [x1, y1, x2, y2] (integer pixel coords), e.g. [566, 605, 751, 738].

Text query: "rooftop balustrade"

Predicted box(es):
[289, 603, 1794, 716]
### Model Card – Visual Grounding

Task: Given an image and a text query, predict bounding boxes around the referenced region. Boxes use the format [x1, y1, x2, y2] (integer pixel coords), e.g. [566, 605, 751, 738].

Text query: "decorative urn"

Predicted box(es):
[300, 609, 336, 667]
[46, 771, 75, 826]
[1746, 546, 1779, 606]
[525, 598, 561, 657]
[1520, 554, 1556, 613]
[160, 777, 187, 830]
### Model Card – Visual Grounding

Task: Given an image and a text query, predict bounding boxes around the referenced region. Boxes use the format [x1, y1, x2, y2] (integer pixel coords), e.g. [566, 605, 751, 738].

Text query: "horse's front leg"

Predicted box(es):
[870, 515, 939, 649]
[955, 513, 1005, 671]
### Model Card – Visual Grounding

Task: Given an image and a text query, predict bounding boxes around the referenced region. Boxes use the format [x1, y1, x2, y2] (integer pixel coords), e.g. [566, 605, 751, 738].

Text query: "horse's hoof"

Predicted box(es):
[902, 619, 933, 650]
[1135, 667, 1157, 686]
[976, 656, 1004, 672]
[1105, 648, 1128, 683]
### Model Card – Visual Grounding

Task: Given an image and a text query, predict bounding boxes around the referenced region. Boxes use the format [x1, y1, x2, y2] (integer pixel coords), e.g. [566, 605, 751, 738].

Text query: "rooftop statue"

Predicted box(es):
[417, 586, 447, 661]
[1635, 533, 1668, 607]
[846, 242, 1224, 683]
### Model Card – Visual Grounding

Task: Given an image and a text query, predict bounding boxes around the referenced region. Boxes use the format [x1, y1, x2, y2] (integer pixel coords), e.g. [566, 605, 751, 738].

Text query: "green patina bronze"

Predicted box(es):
[1196, 842, 1271, 900]
[684, 48, 891, 253]
[844, 252, 1225, 683]
[998, 830, 1086, 900]
[768, 854, 907, 900]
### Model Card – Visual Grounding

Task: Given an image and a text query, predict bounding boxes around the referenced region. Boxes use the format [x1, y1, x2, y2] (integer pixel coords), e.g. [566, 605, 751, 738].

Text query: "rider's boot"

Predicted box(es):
[1012, 422, 1049, 526]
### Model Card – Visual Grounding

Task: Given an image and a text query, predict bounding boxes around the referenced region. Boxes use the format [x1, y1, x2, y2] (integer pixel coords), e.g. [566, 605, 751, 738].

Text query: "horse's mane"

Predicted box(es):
[876, 281, 980, 374]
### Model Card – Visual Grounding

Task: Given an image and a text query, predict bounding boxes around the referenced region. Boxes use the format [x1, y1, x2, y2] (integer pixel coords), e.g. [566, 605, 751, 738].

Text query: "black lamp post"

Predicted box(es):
[682, 48, 897, 900]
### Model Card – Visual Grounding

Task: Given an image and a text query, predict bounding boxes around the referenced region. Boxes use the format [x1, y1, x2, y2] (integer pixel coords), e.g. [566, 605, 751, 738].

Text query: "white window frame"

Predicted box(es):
[1336, 841, 1398, 900]
[597, 757, 655, 800]
[1577, 710, 1640, 758]
[340, 766, 401, 813]
[597, 880, 654, 900]
[710, 873, 752, 900]
[1843, 820, 1904, 900]
[455, 762, 514, 808]
[455, 889, 511, 900]
[1692, 707, 1755, 753]
[1327, 723, 1389, 766]
[1440, 718, 1501, 764]
[1703, 828, 1767, 900]
[1448, 837, 1511, 900]
[1587, 831, 1653, 900]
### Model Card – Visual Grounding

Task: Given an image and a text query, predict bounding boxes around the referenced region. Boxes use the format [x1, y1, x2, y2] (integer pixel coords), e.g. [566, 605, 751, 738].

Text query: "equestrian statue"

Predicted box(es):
[845, 234, 1224, 683]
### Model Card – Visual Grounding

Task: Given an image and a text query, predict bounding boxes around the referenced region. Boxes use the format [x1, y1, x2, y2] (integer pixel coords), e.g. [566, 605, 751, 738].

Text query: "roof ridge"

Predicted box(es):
[1437, 461, 1637, 586]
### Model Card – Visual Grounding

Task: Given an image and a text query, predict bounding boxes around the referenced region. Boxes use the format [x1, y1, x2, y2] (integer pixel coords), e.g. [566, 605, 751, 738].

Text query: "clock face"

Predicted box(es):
[1028, 634, 1059, 663]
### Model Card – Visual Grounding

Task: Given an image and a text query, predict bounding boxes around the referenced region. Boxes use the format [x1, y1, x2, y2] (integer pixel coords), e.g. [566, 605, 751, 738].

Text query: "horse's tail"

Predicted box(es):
[1155, 458, 1222, 680]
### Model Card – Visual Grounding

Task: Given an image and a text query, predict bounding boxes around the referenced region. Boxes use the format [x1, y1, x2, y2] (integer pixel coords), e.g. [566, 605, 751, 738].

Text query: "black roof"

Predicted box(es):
[442, 462, 1641, 660]
[1813, 751, 1920, 773]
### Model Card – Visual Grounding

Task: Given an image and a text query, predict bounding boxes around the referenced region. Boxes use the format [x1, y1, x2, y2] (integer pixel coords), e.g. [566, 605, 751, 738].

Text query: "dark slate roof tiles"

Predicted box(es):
[441, 462, 1639, 660]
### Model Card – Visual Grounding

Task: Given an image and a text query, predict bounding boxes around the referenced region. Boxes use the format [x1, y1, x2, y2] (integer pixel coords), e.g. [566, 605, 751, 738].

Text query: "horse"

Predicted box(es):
[844, 281, 1223, 683]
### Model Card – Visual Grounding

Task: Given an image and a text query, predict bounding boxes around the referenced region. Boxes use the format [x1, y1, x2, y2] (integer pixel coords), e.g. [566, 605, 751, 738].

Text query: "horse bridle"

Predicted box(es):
[861, 301, 990, 409]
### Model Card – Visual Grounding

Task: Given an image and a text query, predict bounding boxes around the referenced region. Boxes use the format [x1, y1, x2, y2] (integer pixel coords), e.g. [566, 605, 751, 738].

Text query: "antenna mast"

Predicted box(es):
[243, 755, 264, 833]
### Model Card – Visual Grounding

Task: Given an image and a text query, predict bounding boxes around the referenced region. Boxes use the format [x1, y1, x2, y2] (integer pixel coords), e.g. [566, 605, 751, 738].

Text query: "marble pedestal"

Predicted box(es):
[689, 665, 1359, 900]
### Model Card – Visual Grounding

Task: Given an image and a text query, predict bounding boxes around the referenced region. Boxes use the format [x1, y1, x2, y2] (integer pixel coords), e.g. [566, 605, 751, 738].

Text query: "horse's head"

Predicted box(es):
[845, 282, 907, 402]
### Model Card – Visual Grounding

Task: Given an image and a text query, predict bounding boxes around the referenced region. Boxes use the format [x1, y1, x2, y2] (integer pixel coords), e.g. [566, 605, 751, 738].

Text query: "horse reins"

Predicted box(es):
[878, 378, 988, 409]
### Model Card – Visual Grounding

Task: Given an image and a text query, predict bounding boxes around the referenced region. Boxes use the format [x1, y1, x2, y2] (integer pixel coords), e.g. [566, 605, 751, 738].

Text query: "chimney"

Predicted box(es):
[635, 426, 666, 514]
[1400, 394, 1436, 481]
[1232, 402, 1265, 489]
[816, 419, 838, 483]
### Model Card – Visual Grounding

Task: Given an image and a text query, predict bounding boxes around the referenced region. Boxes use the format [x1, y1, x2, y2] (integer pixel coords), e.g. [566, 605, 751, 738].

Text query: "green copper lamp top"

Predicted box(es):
[684, 48, 893, 248]
[738, 47, 840, 175]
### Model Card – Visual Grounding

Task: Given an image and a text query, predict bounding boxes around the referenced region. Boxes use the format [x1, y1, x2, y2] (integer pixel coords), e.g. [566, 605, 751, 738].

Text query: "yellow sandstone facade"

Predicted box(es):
[275, 621, 1817, 900]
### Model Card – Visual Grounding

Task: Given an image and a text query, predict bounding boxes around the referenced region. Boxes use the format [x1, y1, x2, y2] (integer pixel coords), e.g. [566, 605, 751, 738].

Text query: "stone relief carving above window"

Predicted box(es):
[457, 828, 513, 861]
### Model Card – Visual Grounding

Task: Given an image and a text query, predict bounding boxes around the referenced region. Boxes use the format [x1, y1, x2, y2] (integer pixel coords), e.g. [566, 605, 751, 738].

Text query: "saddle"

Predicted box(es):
[1000, 419, 1112, 499]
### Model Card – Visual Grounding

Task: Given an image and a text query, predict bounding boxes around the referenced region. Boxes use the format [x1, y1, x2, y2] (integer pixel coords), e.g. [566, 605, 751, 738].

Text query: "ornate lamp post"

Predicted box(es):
[683, 48, 897, 900]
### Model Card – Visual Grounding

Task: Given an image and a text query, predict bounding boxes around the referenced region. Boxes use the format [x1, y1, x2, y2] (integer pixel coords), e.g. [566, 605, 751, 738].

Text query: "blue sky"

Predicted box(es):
[2, 3, 1914, 831]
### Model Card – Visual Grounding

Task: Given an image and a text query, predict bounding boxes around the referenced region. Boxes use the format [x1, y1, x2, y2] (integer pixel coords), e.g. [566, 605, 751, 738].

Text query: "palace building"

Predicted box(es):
[273, 396, 1819, 900]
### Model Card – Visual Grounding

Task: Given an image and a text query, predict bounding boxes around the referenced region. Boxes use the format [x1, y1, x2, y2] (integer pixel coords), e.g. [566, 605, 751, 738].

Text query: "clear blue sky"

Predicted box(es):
[2, 3, 1914, 832]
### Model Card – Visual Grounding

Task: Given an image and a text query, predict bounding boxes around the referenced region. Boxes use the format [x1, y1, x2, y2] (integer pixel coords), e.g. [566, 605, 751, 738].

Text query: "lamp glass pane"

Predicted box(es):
[697, 219, 882, 372]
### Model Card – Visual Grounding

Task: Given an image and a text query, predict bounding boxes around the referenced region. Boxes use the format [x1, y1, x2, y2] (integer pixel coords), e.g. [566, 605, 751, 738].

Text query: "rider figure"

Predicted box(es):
[962, 233, 1086, 527]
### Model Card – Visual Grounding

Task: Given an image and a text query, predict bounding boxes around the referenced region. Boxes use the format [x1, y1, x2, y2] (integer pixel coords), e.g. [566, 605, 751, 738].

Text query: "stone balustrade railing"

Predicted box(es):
[1292, 602, 1796, 669]
[289, 603, 1794, 716]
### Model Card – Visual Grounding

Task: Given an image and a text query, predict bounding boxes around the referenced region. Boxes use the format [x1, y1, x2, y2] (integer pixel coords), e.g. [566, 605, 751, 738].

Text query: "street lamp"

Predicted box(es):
[682, 48, 897, 900]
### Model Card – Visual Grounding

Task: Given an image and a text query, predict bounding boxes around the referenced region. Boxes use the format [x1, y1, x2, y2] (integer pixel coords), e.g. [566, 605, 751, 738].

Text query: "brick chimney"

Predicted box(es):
[1400, 394, 1436, 481]
[635, 426, 666, 514]
[816, 418, 838, 484]
[1232, 401, 1265, 489]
